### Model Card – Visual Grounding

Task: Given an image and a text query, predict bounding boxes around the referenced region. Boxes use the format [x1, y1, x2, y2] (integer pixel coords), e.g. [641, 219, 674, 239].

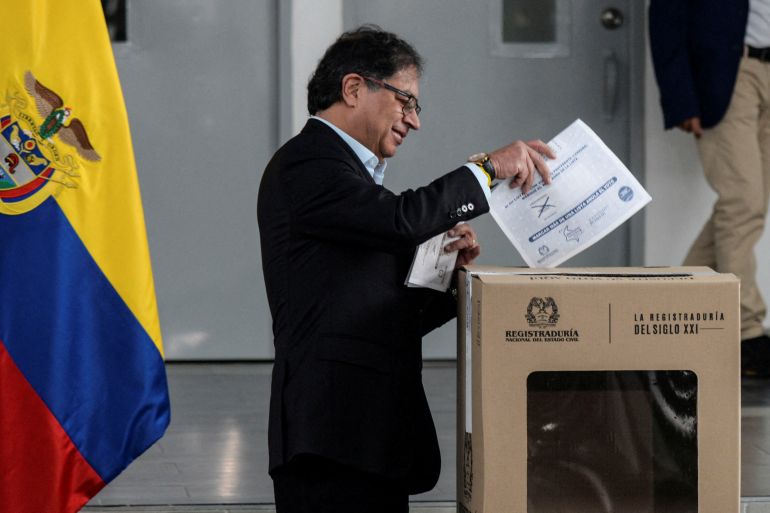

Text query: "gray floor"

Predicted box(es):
[85, 362, 770, 511]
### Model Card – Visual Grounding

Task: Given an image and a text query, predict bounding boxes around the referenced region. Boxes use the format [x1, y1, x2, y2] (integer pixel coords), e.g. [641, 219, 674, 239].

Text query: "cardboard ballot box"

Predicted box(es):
[457, 267, 740, 513]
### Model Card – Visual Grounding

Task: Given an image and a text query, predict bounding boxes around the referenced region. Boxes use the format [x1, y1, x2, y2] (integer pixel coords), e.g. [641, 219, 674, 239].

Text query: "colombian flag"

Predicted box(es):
[0, 2, 170, 511]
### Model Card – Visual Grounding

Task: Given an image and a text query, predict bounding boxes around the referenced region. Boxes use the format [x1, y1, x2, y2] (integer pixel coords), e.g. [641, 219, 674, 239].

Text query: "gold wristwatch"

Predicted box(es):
[468, 152, 496, 183]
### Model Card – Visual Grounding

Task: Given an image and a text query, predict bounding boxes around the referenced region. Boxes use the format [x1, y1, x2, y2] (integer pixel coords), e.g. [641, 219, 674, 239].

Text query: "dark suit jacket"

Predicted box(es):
[649, 0, 749, 129]
[257, 119, 489, 493]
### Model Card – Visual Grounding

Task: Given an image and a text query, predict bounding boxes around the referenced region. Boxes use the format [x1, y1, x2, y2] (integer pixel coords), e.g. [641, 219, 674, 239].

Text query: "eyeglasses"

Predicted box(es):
[363, 76, 422, 116]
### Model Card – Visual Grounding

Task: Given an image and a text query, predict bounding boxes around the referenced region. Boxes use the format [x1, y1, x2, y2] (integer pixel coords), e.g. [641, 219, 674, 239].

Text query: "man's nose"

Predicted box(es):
[405, 109, 420, 130]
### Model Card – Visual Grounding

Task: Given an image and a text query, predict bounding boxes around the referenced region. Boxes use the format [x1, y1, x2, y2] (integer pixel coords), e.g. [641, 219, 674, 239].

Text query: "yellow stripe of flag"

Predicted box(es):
[1, 1, 163, 354]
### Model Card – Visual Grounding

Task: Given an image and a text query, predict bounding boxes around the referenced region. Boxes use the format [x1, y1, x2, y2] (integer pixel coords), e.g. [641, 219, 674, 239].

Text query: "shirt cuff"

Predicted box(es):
[464, 163, 492, 200]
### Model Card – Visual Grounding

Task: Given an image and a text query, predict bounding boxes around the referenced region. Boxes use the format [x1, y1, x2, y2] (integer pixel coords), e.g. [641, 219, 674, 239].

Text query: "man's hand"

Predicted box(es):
[678, 116, 703, 138]
[445, 223, 480, 268]
[489, 140, 556, 194]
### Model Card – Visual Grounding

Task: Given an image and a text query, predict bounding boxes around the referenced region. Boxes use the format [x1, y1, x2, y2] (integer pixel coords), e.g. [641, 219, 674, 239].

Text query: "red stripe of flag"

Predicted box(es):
[0, 340, 105, 513]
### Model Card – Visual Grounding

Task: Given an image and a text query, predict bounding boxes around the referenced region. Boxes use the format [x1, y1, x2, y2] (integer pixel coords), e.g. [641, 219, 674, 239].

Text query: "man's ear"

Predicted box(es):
[340, 73, 365, 107]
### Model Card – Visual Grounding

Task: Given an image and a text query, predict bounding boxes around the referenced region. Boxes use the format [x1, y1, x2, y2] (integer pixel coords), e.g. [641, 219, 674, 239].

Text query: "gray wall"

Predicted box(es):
[116, 0, 277, 359]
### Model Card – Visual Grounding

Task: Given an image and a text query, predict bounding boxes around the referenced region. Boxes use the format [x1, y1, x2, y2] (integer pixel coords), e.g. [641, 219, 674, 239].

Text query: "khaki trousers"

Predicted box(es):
[686, 55, 770, 339]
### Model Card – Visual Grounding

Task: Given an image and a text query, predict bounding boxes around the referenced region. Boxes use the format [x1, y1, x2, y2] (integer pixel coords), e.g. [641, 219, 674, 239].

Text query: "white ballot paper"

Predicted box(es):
[405, 230, 461, 292]
[490, 119, 651, 267]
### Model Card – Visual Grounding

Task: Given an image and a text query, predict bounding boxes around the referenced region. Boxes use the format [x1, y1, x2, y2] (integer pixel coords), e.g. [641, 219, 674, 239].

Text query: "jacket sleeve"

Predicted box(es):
[648, 0, 700, 129]
[283, 155, 490, 251]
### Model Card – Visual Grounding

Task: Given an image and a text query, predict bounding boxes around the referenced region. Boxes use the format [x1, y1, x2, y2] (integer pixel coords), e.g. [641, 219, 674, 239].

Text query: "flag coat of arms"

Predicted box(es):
[0, 2, 171, 511]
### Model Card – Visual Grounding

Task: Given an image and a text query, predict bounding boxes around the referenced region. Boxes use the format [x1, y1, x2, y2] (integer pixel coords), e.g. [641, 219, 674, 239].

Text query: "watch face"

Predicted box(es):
[468, 152, 488, 162]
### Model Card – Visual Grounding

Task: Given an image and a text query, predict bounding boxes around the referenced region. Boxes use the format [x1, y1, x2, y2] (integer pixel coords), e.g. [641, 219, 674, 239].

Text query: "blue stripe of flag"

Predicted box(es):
[0, 197, 170, 482]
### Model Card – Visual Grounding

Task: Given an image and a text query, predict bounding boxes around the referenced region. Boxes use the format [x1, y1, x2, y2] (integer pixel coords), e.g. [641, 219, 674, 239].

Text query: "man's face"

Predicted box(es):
[358, 66, 421, 161]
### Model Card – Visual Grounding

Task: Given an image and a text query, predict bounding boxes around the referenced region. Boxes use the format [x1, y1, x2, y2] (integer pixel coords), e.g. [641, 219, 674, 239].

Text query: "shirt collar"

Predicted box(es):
[311, 116, 387, 184]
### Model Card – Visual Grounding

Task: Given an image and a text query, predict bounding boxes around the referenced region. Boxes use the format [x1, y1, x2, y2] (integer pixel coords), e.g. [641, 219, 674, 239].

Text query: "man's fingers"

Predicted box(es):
[490, 139, 556, 190]
[445, 238, 475, 252]
[445, 224, 478, 253]
[521, 158, 535, 193]
[691, 118, 703, 138]
[528, 148, 552, 184]
[455, 244, 481, 268]
[678, 117, 702, 137]
[527, 156, 536, 182]
[527, 140, 556, 160]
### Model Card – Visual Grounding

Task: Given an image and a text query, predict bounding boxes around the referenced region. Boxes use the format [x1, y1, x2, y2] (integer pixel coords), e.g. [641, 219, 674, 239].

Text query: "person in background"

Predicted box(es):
[649, 0, 770, 377]
[258, 25, 554, 513]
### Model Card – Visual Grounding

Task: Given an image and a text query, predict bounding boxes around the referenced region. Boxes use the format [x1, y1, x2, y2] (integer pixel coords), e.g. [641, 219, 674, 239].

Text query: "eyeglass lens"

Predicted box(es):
[365, 76, 421, 116]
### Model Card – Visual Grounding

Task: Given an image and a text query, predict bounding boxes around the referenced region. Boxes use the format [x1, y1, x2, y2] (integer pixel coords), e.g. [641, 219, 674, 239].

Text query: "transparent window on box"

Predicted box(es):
[527, 370, 698, 513]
